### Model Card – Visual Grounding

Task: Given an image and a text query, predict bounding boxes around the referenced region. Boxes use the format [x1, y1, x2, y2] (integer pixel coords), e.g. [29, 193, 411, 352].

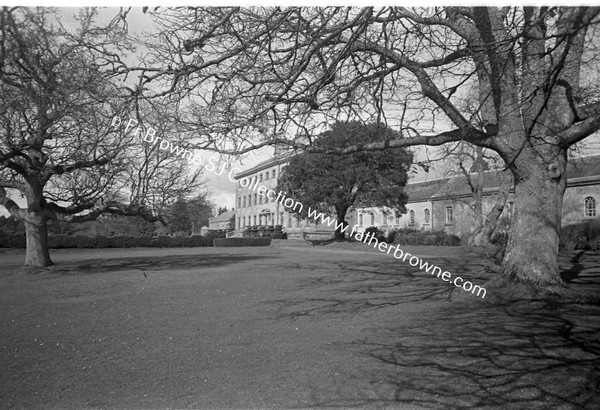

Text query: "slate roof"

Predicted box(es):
[406, 155, 600, 202]
[209, 210, 235, 223]
[566, 155, 600, 180]
[431, 171, 508, 200]
[234, 151, 296, 179]
[404, 178, 449, 203]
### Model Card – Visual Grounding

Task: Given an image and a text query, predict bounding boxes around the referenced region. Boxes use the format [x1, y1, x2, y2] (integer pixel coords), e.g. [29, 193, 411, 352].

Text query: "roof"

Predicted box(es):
[234, 151, 297, 179]
[402, 155, 600, 202]
[432, 170, 508, 199]
[566, 155, 600, 180]
[429, 155, 600, 200]
[404, 178, 449, 203]
[209, 210, 235, 223]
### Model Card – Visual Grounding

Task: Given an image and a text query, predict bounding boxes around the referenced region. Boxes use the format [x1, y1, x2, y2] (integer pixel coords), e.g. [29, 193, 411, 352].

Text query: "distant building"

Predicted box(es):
[208, 210, 235, 231]
[353, 178, 447, 233]
[232, 146, 600, 240]
[232, 147, 340, 239]
[354, 155, 600, 237]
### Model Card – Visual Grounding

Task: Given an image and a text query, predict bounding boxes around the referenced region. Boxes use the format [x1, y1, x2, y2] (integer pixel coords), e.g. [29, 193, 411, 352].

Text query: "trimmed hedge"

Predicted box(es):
[388, 229, 462, 247]
[0, 233, 25, 248]
[213, 237, 272, 247]
[0, 233, 212, 249]
[270, 232, 287, 239]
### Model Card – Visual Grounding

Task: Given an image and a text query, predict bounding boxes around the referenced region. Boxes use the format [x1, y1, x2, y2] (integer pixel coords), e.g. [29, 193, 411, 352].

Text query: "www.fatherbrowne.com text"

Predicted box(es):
[111, 115, 486, 299]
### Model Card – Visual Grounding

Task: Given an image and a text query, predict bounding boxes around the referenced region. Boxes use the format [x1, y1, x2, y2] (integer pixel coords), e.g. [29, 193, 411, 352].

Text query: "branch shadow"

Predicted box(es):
[560, 251, 600, 290]
[266, 254, 600, 408]
[48, 254, 269, 275]
[267, 257, 489, 318]
[337, 302, 600, 409]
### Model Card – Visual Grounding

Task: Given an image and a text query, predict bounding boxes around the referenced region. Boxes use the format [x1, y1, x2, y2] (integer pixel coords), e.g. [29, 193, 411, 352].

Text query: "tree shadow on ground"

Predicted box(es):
[268, 256, 600, 409]
[268, 257, 489, 318]
[342, 302, 600, 409]
[48, 254, 269, 276]
[560, 251, 600, 292]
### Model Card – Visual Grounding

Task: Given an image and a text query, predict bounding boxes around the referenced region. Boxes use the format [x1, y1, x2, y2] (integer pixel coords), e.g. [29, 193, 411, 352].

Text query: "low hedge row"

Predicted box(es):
[356, 227, 462, 246]
[392, 230, 462, 247]
[213, 237, 272, 247]
[0, 233, 213, 249]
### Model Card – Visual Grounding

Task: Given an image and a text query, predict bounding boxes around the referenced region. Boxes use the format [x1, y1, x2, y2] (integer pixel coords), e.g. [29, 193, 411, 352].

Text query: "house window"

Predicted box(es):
[370, 212, 375, 226]
[242, 196, 246, 208]
[409, 210, 415, 225]
[243, 216, 246, 227]
[272, 170, 276, 179]
[359, 213, 363, 227]
[238, 197, 242, 209]
[259, 173, 262, 182]
[259, 195, 262, 205]
[253, 215, 257, 225]
[424, 209, 430, 224]
[237, 217, 241, 228]
[584, 196, 596, 217]
[507, 201, 514, 218]
[254, 194, 257, 206]
[445, 206, 453, 224]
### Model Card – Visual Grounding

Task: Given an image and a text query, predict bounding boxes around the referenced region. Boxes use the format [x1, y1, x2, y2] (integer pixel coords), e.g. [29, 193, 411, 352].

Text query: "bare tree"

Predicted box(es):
[437, 142, 512, 246]
[133, 7, 600, 290]
[0, 8, 203, 267]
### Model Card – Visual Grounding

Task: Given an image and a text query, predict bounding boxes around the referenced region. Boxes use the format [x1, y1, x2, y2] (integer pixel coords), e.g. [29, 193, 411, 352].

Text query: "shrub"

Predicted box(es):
[0, 232, 214, 249]
[270, 232, 287, 239]
[73, 235, 97, 248]
[365, 226, 386, 242]
[490, 231, 508, 247]
[213, 237, 272, 247]
[0, 232, 25, 248]
[442, 233, 462, 246]
[559, 221, 600, 251]
[589, 237, 600, 251]
[190, 235, 212, 247]
[168, 236, 187, 248]
[389, 229, 461, 246]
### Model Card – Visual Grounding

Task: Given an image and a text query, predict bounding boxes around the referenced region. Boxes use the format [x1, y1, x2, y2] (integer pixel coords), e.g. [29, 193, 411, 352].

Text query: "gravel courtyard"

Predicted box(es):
[1, 243, 599, 409]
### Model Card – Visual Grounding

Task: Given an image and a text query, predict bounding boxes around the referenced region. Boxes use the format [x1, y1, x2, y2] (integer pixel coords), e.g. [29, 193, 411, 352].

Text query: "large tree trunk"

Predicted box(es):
[334, 207, 348, 240]
[24, 213, 53, 267]
[501, 150, 567, 286]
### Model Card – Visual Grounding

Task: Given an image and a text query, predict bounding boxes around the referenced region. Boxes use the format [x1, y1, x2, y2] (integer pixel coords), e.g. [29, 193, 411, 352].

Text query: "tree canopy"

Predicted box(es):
[133, 6, 600, 291]
[277, 121, 412, 238]
[0, 8, 205, 266]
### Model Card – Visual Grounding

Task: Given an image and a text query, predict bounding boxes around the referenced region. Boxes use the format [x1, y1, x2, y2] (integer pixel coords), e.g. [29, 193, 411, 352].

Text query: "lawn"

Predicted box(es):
[1, 244, 599, 409]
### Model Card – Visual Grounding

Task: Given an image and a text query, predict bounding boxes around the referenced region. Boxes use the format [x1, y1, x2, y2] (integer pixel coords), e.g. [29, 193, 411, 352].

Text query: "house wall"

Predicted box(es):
[352, 201, 433, 233]
[208, 217, 235, 230]
[235, 162, 287, 229]
[432, 194, 515, 238]
[431, 181, 600, 238]
[561, 184, 600, 225]
[234, 160, 337, 237]
[234, 157, 600, 237]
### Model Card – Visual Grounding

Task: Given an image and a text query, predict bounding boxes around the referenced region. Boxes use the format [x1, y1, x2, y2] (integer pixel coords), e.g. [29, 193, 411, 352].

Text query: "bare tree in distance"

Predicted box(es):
[436, 142, 513, 246]
[0, 7, 204, 267]
[132, 7, 600, 292]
